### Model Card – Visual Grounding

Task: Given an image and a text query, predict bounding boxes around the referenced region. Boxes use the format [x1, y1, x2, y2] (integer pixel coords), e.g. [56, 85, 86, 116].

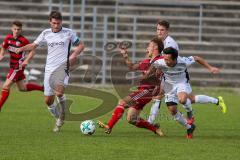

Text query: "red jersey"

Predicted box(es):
[138, 55, 163, 88]
[2, 34, 29, 69]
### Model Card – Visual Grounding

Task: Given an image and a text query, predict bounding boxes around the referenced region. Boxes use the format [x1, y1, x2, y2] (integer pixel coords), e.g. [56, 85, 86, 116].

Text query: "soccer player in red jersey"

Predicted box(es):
[0, 20, 44, 111]
[98, 37, 164, 136]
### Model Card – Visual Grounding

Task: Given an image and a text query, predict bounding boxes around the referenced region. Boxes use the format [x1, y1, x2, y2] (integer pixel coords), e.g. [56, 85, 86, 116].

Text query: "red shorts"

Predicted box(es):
[128, 87, 159, 110]
[6, 68, 26, 82]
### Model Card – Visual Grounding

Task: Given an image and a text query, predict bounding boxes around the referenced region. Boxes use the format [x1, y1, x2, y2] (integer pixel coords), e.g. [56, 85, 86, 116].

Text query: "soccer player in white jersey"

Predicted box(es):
[148, 20, 179, 124]
[16, 11, 84, 132]
[145, 47, 224, 138]
[148, 20, 227, 125]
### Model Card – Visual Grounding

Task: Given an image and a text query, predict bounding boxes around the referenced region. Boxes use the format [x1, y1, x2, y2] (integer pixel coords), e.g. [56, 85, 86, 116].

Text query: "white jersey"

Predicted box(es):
[154, 56, 195, 84]
[164, 36, 179, 51]
[34, 27, 80, 72]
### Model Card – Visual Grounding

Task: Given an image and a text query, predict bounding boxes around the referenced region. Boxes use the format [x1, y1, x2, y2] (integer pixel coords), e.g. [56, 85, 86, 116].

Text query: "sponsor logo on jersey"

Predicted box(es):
[8, 46, 18, 53]
[48, 41, 64, 47]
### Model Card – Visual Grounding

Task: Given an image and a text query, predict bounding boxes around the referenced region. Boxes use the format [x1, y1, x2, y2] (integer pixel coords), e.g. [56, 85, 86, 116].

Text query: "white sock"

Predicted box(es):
[57, 95, 66, 120]
[148, 99, 161, 124]
[48, 102, 59, 118]
[195, 95, 218, 104]
[173, 111, 191, 129]
[182, 99, 193, 119]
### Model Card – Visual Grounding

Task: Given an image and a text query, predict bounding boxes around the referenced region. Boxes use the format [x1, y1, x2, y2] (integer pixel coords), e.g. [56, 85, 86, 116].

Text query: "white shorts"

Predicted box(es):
[44, 67, 69, 96]
[162, 81, 192, 104]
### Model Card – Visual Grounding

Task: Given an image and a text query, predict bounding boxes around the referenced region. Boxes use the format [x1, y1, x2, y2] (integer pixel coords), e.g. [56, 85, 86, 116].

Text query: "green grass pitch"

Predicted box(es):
[0, 87, 239, 160]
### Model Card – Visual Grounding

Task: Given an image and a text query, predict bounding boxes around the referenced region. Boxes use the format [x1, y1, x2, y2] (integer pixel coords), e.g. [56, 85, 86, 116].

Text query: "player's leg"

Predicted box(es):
[127, 107, 164, 136]
[43, 72, 59, 119]
[45, 95, 63, 132]
[0, 78, 14, 111]
[167, 103, 190, 129]
[98, 97, 131, 134]
[167, 103, 195, 139]
[148, 98, 161, 124]
[177, 83, 194, 124]
[178, 92, 194, 124]
[15, 69, 43, 92]
[191, 94, 227, 114]
[25, 83, 44, 91]
[16, 80, 44, 92]
[52, 83, 67, 132]
[148, 89, 164, 124]
[45, 95, 57, 117]
[148, 84, 164, 124]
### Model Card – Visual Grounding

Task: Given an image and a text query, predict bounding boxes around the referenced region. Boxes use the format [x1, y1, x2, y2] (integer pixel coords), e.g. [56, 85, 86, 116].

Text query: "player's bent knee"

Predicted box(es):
[118, 100, 128, 108]
[127, 118, 136, 124]
[45, 98, 54, 106]
[127, 114, 138, 124]
[45, 100, 52, 106]
[55, 93, 64, 98]
[179, 98, 187, 105]
[166, 102, 178, 115]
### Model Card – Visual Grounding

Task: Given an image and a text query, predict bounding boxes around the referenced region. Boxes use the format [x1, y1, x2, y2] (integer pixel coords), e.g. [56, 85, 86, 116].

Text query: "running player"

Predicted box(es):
[148, 20, 179, 124]
[148, 20, 227, 125]
[16, 11, 84, 132]
[98, 37, 164, 136]
[0, 20, 44, 111]
[144, 47, 224, 138]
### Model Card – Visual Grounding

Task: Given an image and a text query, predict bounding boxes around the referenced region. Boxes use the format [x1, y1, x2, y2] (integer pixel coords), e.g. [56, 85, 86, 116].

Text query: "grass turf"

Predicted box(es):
[0, 87, 239, 160]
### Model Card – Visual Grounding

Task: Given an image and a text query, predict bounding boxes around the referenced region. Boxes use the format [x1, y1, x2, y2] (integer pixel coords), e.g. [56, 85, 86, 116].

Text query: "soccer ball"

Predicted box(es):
[80, 120, 96, 135]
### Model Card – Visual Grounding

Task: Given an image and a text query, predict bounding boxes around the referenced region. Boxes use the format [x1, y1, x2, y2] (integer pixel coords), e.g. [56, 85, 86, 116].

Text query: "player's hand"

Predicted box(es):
[16, 47, 24, 53]
[21, 61, 28, 68]
[69, 55, 78, 69]
[209, 67, 220, 74]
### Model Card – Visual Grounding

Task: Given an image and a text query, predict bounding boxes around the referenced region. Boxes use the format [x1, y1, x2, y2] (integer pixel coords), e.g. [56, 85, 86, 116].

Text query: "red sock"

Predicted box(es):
[135, 118, 157, 133]
[0, 89, 10, 110]
[26, 83, 44, 91]
[107, 106, 125, 129]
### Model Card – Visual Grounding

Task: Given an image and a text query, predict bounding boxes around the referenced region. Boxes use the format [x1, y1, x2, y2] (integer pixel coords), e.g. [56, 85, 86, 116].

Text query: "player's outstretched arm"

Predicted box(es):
[0, 47, 6, 61]
[193, 56, 220, 74]
[140, 65, 157, 80]
[21, 49, 36, 68]
[16, 43, 38, 53]
[120, 48, 139, 71]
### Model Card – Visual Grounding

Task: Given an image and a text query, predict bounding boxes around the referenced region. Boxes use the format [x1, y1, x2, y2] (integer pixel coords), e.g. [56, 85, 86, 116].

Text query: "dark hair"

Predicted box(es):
[163, 47, 178, 60]
[12, 20, 22, 27]
[157, 20, 170, 30]
[49, 10, 62, 20]
[151, 37, 164, 54]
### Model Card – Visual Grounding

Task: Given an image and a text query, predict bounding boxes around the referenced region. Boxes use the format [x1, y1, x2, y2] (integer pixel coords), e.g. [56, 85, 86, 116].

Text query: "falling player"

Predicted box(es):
[98, 37, 164, 136]
[148, 20, 227, 125]
[144, 47, 226, 138]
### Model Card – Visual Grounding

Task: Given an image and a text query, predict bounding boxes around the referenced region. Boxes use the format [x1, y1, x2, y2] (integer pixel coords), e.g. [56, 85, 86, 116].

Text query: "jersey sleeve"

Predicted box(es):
[23, 37, 30, 46]
[182, 56, 195, 66]
[34, 31, 46, 46]
[153, 59, 164, 68]
[2, 35, 9, 49]
[71, 30, 81, 46]
[165, 40, 179, 51]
